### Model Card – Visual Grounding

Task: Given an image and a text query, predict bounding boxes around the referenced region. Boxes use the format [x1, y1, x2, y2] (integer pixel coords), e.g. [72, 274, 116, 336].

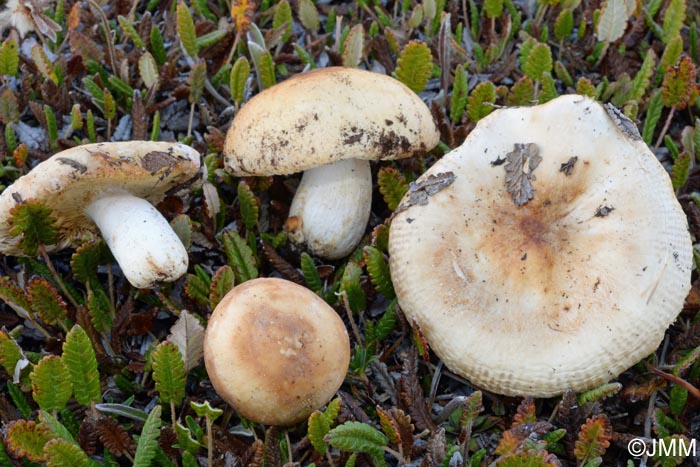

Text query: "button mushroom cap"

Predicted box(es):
[203, 278, 350, 426]
[0, 142, 204, 288]
[224, 66, 439, 259]
[389, 95, 693, 397]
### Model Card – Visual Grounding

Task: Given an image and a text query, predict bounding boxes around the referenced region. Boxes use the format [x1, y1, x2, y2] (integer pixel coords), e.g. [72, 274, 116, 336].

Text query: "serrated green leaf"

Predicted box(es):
[342, 24, 364, 68]
[86, 281, 113, 333]
[222, 230, 258, 283]
[273, 0, 292, 41]
[308, 411, 331, 454]
[150, 26, 167, 65]
[377, 167, 409, 211]
[0, 276, 33, 321]
[30, 355, 72, 413]
[325, 421, 388, 457]
[117, 15, 145, 48]
[27, 278, 67, 326]
[248, 42, 276, 90]
[341, 261, 366, 313]
[298, 0, 320, 32]
[577, 382, 622, 405]
[539, 72, 558, 103]
[209, 265, 235, 309]
[0, 39, 18, 76]
[102, 88, 115, 120]
[522, 42, 552, 82]
[152, 341, 186, 405]
[662, 0, 685, 44]
[44, 105, 58, 151]
[43, 439, 90, 467]
[70, 104, 83, 131]
[139, 52, 159, 90]
[237, 181, 259, 230]
[8, 200, 57, 255]
[196, 29, 227, 49]
[671, 151, 691, 190]
[185, 272, 210, 306]
[658, 34, 684, 81]
[450, 64, 468, 124]
[323, 397, 341, 424]
[661, 55, 697, 110]
[364, 246, 395, 299]
[37, 411, 76, 446]
[496, 450, 560, 467]
[0, 329, 23, 377]
[467, 81, 496, 123]
[177, 1, 198, 57]
[395, 41, 433, 93]
[190, 400, 223, 421]
[70, 240, 112, 284]
[132, 405, 162, 467]
[4, 420, 53, 462]
[554, 60, 573, 87]
[62, 325, 101, 406]
[507, 76, 535, 106]
[230, 56, 250, 107]
[554, 8, 574, 41]
[188, 60, 207, 104]
[484, 0, 503, 18]
[669, 385, 688, 416]
[300, 252, 323, 294]
[629, 48, 656, 102]
[31, 45, 58, 85]
[643, 90, 663, 145]
[7, 381, 32, 418]
[175, 421, 202, 454]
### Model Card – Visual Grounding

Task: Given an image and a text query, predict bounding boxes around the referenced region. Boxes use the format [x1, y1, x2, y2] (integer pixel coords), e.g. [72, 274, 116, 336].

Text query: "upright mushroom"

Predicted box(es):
[0, 141, 204, 289]
[204, 278, 350, 425]
[224, 66, 439, 259]
[389, 95, 692, 396]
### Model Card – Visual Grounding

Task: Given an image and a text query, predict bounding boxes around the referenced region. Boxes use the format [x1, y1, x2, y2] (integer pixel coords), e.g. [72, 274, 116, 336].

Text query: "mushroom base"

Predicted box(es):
[85, 192, 189, 289]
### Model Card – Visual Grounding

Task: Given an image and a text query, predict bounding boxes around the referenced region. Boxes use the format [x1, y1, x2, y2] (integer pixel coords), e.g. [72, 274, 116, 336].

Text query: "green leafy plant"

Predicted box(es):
[395, 41, 433, 93]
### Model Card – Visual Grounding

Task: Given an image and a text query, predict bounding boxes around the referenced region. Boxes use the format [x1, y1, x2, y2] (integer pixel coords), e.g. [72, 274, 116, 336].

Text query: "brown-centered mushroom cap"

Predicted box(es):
[203, 278, 350, 425]
[389, 95, 692, 397]
[0, 141, 203, 254]
[223, 66, 439, 176]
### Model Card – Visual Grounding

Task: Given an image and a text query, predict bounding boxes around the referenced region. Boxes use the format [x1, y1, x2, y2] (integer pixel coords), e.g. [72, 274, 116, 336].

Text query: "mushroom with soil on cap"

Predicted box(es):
[203, 277, 350, 426]
[0, 141, 204, 289]
[389, 94, 693, 397]
[224, 66, 439, 259]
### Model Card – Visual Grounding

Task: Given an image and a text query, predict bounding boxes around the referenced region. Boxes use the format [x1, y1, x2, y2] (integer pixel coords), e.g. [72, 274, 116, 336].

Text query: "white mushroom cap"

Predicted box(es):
[0, 142, 204, 287]
[389, 95, 692, 397]
[203, 278, 350, 425]
[223, 66, 439, 259]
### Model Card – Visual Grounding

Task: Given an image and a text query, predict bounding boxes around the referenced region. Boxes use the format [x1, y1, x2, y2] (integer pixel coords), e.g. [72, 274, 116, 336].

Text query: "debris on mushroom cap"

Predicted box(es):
[203, 277, 350, 426]
[223, 66, 440, 176]
[389, 94, 693, 397]
[0, 141, 204, 255]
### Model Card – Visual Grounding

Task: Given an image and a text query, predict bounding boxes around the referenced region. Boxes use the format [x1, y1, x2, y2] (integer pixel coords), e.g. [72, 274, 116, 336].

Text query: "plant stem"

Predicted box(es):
[38, 244, 80, 309]
[341, 291, 362, 345]
[654, 105, 676, 149]
[206, 416, 214, 467]
[170, 400, 177, 431]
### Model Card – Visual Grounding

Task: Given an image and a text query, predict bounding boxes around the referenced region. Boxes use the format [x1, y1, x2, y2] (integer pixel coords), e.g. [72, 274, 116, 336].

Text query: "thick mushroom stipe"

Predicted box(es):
[86, 193, 189, 289]
[286, 159, 372, 259]
[203, 278, 350, 426]
[389, 95, 693, 397]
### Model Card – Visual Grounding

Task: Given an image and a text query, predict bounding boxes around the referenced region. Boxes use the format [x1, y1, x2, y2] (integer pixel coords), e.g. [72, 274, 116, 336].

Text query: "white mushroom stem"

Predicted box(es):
[85, 192, 189, 289]
[286, 159, 372, 259]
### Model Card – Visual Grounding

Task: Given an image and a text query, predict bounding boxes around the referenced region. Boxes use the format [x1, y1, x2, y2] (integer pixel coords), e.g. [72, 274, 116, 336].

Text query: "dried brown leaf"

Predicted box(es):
[396, 348, 436, 432]
[504, 143, 541, 206]
[97, 416, 134, 458]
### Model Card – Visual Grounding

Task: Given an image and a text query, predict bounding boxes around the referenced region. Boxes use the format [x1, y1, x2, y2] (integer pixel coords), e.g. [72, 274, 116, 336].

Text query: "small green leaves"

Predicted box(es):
[342, 24, 364, 68]
[152, 342, 186, 405]
[342, 261, 366, 313]
[629, 48, 656, 102]
[573, 415, 612, 464]
[31, 45, 58, 85]
[222, 230, 259, 283]
[188, 60, 207, 104]
[643, 90, 663, 145]
[300, 252, 323, 294]
[377, 167, 409, 211]
[139, 52, 159, 90]
[467, 81, 496, 123]
[209, 265, 235, 309]
[497, 451, 560, 467]
[522, 43, 553, 82]
[177, 1, 198, 57]
[117, 15, 145, 49]
[230, 56, 250, 108]
[44, 439, 91, 467]
[27, 278, 67, 327]
[450, 64, 469, 124]
[298, 0, 320, 32]
[0, 330, 23, 376]
[8, 200, 58, 255]
[395, 41, 433, 94]
[0, 39, 19, 77]
[661, 56, 697, 109]
[662, 0, 686, 44]
[308, 411, 331, 454]
[273, 0, 293, 41]
[325, 421, 388, 459]
[132, 405, 162, 467]
[248, 42, 276, 90]
[190, 400, 223, 421]
[554, 9, 574, 41]
[4, 420, 53, 462]
[671, 151, 691, 190]
[30, 355, 72, 413]
[484, 0, 504, 19]
[0, 88, 19, 124]
[364, 246, 395, 299]
[237, 181, 259, 230]
[62, 325, 101, 407]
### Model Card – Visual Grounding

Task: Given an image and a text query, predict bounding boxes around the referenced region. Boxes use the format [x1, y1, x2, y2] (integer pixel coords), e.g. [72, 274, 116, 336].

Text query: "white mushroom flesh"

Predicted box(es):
[287, 159, 372, 259]
[86, 192, 189, 289]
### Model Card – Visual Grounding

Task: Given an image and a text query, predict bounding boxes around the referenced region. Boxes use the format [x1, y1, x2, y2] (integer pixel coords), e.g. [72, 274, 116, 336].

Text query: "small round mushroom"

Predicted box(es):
[203, 278, 350, 425]
[224, 66, 439, 259]
[0, 141, 204, 289]
[389, 95, 693, 397]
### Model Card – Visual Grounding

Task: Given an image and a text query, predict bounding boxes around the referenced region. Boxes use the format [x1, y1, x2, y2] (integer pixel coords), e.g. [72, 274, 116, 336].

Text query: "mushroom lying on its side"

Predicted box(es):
[389, 95, 693, 397]
[203, 278, 350, 426]
[224, 66, 439, 259]
[0, 141, 204, 289]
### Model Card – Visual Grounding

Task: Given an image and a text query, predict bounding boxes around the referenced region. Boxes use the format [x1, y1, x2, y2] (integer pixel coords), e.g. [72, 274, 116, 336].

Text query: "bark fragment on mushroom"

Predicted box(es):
[223, 66, 440, 259]
[389, 94, 693, 397]
[0, 141, 204, 289]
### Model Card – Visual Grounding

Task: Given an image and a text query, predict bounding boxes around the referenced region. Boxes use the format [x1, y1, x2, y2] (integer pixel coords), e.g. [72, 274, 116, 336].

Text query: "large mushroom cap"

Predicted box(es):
[203, 278, 350, 425]
[389, 95, 692, 397]
[224, 66, 440, 176]
[0, 141, 203, 255]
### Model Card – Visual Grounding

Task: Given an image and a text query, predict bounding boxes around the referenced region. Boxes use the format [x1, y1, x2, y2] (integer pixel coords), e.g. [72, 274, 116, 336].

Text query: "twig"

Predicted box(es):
[340, 291, 362, 345]
[38, 244, 80, 309]
[86, 0, 119, 73]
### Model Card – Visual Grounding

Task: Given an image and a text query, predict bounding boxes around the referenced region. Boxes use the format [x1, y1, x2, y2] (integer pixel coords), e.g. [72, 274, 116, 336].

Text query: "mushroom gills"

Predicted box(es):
[286, 159, 372, 259]
[85, 191, 189, 289]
